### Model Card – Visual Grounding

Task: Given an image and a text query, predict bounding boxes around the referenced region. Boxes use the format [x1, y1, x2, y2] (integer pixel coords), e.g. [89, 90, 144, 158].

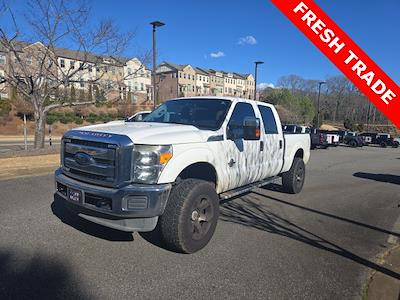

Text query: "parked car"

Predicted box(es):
[320, 130, 340, 147]
[126, 111, 152, 122]
[55, 97, 310, 253]
[343, 131, 364, 147]
[360, 132, 399, 148]
[309, 128, 328, 149]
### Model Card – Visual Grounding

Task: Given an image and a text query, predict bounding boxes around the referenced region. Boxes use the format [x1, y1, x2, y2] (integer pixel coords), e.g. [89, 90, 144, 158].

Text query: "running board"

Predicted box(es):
[219, 176, 280, 200]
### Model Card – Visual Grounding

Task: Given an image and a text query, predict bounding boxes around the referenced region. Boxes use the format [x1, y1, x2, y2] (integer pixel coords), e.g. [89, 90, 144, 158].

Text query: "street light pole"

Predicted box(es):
[254, 61, 264, 100]
[150, 21, 165, 110]
[317, 81, 326, 128]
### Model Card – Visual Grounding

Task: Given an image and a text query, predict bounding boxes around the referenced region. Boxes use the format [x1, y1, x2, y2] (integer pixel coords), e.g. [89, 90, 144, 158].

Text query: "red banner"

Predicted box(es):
[271, 0, 400, 128]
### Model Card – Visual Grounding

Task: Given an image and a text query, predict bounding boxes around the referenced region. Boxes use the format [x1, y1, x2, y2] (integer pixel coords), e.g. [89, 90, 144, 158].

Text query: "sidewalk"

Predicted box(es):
[0, 154, 59, 180]
[365, 245, 400, 300]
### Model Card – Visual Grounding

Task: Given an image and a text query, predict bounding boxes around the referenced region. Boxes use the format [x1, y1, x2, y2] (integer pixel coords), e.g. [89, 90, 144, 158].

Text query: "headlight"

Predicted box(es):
[132, 145, 173, 184]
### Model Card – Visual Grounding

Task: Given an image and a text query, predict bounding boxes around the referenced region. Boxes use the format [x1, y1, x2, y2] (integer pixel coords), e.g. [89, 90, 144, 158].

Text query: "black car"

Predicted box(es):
[360, 132, 399, 148]
[309, 128, 328, 149]
[330, 130, 363, 147]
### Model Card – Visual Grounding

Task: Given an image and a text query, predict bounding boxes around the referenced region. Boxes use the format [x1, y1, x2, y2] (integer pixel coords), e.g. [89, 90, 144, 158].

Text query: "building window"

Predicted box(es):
[183, 73, 186, 79]
[26, 56, 32, 65]
[70, 61, 75, 69]
[128, 67, 132, 75]
[141, 83, 144, 91]
[0, 54, 6, 65]
[179, 72, 182, 78]
[88, 65, 93, 72]
[80, 82, 84, 88]
[79, 62, 84, 70]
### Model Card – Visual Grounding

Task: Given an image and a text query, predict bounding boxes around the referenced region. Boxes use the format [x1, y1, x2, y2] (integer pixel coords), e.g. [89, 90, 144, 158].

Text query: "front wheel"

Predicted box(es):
[159, 179, 219, 254]
[282, 157, 305, 194]
[380, 142, 387, 148]
[392, 142, 399, 148]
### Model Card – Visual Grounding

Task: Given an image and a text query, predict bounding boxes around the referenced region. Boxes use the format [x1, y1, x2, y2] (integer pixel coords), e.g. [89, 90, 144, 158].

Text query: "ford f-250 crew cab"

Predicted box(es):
[55, 97, 310, 253]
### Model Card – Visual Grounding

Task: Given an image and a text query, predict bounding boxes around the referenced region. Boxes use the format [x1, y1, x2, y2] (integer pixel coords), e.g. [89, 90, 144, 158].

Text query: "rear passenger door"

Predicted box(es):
[258, 105, 284, 178]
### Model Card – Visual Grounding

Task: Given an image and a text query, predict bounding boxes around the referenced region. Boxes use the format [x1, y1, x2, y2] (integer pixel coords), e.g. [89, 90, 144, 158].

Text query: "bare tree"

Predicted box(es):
[0, 0, 146, 148]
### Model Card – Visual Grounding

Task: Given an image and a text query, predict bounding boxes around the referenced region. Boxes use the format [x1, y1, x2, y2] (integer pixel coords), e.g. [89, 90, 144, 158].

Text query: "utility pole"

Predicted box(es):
[317, 81, 326, 128]
[366, 102, 371, 131]
[150, 21, 165, 110]
[254, 61, 264, 100]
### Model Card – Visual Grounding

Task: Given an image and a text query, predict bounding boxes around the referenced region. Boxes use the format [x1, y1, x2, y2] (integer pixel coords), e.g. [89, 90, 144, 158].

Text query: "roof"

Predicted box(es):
[195, 67, 210, 75]
[164, 95, 271, 106]
[159, 61, 187, 71]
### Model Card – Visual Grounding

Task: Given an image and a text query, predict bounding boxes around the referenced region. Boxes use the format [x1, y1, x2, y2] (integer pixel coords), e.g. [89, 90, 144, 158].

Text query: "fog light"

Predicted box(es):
[123, 195, 148, 211]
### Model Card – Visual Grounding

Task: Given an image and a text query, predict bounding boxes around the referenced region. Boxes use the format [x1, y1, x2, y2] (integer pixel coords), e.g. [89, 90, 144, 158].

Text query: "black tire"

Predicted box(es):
[349, 140, 357, 148]
[282, 157, 305, 194]
[159, 179, 219, 254]
[392, 141, 399, 148]
[380, 142, 387, 148]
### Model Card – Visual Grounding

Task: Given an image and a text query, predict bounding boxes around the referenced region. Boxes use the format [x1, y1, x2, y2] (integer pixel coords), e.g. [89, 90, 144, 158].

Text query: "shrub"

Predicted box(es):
[344, 118, 356, 131]
[74, 117, 84, 125]
[87, 113, 98, 124]
[46, 114, 58, 125]
[0, 99, 12, 117]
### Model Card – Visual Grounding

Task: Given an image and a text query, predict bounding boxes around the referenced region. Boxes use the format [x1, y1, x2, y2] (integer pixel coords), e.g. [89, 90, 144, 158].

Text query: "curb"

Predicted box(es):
[364, 245, 400, 300]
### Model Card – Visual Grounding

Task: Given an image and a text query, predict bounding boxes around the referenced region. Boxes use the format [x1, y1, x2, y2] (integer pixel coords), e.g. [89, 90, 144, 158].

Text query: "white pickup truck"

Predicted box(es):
[55, 97, 310, 253]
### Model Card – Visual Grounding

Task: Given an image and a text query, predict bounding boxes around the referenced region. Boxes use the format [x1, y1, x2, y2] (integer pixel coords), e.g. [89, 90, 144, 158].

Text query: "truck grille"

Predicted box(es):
[63, 139, 117, 185]
[61, 131, 134, 187]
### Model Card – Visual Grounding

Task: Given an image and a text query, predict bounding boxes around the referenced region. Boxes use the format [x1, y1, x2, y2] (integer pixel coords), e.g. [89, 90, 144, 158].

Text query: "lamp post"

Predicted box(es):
[317, 81, 326, 128]
[150, 20, 165, 109]
[254, 61, 264, 100]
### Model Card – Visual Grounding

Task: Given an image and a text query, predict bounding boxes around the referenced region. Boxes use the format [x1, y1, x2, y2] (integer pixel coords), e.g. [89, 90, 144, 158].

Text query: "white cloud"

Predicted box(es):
[210, 51, 225, 58]
[238, 35, 257, 45]
[257, 82, 275, 90]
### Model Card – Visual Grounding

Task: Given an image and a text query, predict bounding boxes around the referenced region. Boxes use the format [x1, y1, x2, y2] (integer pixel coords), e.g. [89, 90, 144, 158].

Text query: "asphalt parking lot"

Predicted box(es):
[0, 146, 399, 299]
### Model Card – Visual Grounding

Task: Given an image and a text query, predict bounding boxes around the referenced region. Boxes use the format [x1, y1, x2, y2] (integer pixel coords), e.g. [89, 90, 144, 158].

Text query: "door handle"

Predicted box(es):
[228, 159, 236, 167]
[260, 141, 264, 152]
[279, 140, 283, 149]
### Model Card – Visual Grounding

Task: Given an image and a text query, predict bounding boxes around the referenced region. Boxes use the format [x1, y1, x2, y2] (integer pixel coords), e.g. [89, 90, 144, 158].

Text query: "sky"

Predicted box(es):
[4, 0, 400, 88]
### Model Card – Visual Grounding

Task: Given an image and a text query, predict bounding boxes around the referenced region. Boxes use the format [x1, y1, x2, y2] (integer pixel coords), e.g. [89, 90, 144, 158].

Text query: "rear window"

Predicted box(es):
[258, 106, 278, 134]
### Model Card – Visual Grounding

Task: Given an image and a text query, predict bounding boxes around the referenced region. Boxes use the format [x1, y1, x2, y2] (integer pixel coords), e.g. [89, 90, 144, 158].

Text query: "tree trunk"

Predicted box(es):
[34, 110, 46, 149]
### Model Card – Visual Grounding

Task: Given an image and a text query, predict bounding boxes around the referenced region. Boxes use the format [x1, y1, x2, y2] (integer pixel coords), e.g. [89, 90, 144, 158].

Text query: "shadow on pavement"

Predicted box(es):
[220, 194, 400, 280]
[259, 185, 400, 238]
[0, 250, 89, 299]
[51, 194, 133, 242]
[138, 224, 175, 253]
[353, 172, 400, 185]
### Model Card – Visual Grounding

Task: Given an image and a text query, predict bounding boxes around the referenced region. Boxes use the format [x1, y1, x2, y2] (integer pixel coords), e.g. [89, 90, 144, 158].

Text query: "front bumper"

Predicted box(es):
[54, 168, 172, 232]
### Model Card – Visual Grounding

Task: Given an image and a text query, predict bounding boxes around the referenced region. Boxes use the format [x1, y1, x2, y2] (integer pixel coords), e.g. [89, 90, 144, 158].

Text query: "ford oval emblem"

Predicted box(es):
[74, 152, 94, 166]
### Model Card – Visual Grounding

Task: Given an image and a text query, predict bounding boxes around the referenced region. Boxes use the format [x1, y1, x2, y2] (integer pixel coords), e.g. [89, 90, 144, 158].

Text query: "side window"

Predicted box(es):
[258, 105, 278, 134]
[227, 103, 255, 139]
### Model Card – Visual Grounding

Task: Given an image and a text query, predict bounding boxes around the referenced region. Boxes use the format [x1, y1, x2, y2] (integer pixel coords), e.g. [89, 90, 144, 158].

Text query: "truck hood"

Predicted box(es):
[74, 121, 212, 144]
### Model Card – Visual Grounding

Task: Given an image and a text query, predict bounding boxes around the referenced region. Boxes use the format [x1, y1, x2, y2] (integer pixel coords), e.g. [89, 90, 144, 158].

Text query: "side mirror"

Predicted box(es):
[243, 117, 261, 140]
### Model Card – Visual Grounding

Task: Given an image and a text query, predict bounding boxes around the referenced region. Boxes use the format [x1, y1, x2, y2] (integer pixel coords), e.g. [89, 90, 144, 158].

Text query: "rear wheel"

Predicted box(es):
[282, 157, 305, 194]
[159, 179, 219, 254]
[393, 141, 399, 148]
[349, 140, 357, 148]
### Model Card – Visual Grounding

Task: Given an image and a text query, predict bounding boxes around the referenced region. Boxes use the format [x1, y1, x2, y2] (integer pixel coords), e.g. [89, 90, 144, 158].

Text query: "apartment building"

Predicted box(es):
[0, 47, 8, 99]
[156, 61, 256, 103]
[124, 58, 152, 103]
[155, 62, 197, 101]
[0, 41, 150, 104]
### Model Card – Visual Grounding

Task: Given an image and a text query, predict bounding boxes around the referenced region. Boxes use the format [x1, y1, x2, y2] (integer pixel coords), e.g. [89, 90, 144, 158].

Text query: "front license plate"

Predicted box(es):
[68, 189, 82, 202]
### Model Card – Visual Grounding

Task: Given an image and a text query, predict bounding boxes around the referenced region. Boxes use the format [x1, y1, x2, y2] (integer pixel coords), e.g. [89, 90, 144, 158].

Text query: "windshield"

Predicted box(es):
[142, 99, 231, 130]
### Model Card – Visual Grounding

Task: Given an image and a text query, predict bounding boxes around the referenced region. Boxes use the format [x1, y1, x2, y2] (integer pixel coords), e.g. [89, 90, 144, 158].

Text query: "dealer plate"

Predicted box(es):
[68, 188, 82, 203]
